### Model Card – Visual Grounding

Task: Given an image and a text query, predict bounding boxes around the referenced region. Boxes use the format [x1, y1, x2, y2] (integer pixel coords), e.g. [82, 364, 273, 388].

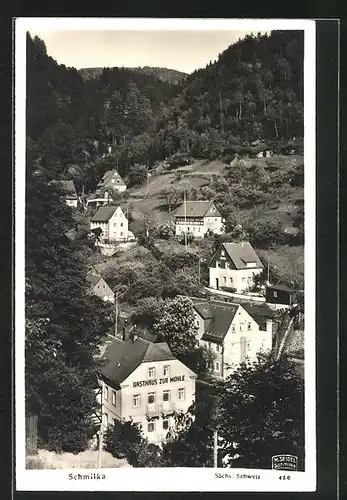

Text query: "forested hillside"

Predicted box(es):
[79, 66, 187, 84]
[26, 30, 303, 191]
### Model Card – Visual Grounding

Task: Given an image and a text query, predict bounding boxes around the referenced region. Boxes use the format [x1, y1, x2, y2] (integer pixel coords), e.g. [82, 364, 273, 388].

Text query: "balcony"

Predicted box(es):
[146, 402, 177, 419]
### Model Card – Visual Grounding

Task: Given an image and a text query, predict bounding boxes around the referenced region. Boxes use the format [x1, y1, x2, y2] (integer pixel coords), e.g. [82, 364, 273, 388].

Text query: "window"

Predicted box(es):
[232, 325, 236, 333]
[273, 290, 278, 298]
[112, 390, 117, 406]
[120, 222, 123, 227]
[221, 250, 225, 256]
[148, 367, 156, 378]
[104, 385, 109, 401]
[178, 388, 185, 400]
[242, 277, 246, 283]
[240, 322, 244, 332]
[196, 320, 200, 327]
[120, 232, 123, 236]
[148, 393, 155, 405]
[104, 412, 108, 427]
[198, 227, 201, 232]
[216, 261, 219, 268]
[225, 262, 229, 269]
[133, 394, 140, 408]
[247, 277, 252, 284]
[216, 344, 221, 353]
[214, 361, 220, 372]
[247, 341, 251, 351]
[215, 218, 217, 222]
[163, 390, 170, 402]
[163, 419, 169, 430]
[223, 276, 226, 284]
[148, 421, 155, 433]
[248, 322, 252, 331]
[113, 223, 117, 227]
[163, 365, 170, 377]
[229, 277, 233, 284]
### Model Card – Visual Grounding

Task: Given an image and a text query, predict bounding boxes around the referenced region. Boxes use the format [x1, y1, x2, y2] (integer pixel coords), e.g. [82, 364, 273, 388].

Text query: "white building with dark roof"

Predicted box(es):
[61, 180, 79, 208]
[98, 336, 196, 443]
[87, 274, 115, 303]
[173, 200, 224, 237]
[90, 205, 128, 242]
[209, 241, 264, 293]
[191, 297, 272, 379]
[98, 170, 127, 193]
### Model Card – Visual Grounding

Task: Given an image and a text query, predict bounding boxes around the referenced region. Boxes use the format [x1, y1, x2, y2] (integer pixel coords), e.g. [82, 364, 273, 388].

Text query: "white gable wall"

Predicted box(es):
[108, 207, 128, 241]
[102, 357, 196, 444]
[209, 265, 263, 293]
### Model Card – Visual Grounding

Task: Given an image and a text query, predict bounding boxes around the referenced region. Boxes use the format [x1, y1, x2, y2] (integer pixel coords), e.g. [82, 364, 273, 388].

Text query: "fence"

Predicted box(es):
[26, 415, 38, 456]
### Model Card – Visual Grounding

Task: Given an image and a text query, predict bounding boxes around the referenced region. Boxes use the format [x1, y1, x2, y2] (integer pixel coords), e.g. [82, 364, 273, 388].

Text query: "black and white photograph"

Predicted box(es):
[15, 18, 316, 492]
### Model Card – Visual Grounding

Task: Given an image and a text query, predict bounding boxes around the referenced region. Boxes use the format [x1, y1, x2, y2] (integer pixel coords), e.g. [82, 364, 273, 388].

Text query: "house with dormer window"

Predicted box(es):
[209, 241, 264, 293]
[98, 170, 127, 193]
[191, 297, 273, 379]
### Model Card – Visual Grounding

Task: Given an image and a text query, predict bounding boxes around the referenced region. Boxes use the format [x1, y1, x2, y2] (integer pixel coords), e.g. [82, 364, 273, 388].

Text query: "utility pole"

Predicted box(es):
[184, 191, 188, 250]
[213, 429, 218, 468]
[98, 380, 103, 469]
[114, 292, 119, 338]
[267, 252, 270, 284]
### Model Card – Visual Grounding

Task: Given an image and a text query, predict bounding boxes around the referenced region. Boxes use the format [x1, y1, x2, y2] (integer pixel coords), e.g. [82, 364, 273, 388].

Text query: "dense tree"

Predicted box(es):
[216, 353, 304, 470]
[153, 296, 198, 357]
[25, 171, 114, 450]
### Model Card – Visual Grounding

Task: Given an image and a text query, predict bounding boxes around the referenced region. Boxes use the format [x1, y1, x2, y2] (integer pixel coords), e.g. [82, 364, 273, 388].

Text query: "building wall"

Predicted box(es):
[175, 216, 223, 237]
[108, 207, 128, 241]
[175, 217, 204, 237]
[66, 199, 78, 208]
[266, 288, 294, 306]
[195, 305, 272, 380]
[102, 383, 122, 426]
[92, 279, 115, 303]
[202, 216, 224, 235]
[107, 182, 127, 193]
[222, 307, 272, 378]
[209, 266, 263, 293]
[103, 358, 196, 444]
[90, 207, 128, 242]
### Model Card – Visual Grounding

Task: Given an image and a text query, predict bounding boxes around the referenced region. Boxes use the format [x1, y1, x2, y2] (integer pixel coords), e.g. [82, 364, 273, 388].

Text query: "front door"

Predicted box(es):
[216, 278, 219, 290]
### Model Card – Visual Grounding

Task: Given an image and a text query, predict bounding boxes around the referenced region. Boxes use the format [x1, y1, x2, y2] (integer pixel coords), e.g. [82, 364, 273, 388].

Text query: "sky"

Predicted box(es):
[29, 30, 268, 74]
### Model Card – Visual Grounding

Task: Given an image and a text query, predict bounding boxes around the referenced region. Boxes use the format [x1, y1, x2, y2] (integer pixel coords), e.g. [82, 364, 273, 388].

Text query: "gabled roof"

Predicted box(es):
[86, 274, 102, 288]
[90, 206, 120, 222]
[242, 303, 275, 330]
[61, 180, 77, 198]
[98, 170, 126, 187]
[215, 242, 263, 270]
[173, 201, 221, 218]
[266, 284, 295, 292]
[191, 298, 239, 343]
[99, 337, 176, 386]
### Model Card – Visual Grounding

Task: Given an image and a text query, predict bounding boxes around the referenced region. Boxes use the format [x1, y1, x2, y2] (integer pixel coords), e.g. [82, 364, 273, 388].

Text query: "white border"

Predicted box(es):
[15, 17, 316, 492]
